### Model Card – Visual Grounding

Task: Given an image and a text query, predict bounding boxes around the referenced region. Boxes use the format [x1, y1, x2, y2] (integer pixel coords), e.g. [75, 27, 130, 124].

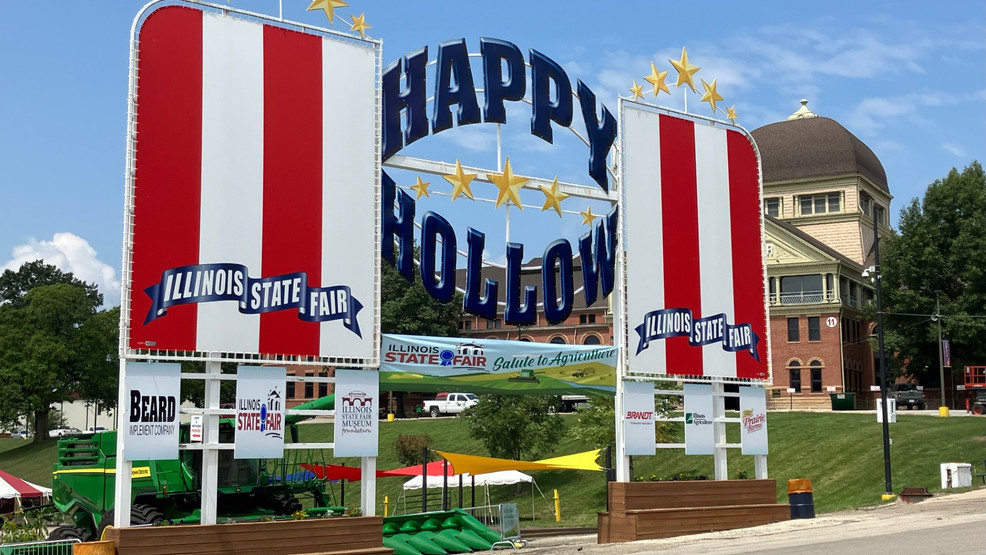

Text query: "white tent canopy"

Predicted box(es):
[402, 470, 532, 490]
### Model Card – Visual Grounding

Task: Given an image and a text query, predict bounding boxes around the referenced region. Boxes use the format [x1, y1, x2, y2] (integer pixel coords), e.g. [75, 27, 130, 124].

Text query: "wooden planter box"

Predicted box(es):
[598, 479, 789, 543]
[103, 516, 393, 555]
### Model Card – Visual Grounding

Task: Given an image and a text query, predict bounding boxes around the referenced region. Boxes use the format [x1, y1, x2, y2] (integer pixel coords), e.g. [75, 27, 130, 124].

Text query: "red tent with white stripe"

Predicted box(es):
[0, 469, 51, 513]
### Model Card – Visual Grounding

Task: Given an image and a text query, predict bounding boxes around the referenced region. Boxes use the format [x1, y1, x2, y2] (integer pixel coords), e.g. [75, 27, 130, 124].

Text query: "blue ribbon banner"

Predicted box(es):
[634, 307, 759, 361]
[144, 263, 363, 337]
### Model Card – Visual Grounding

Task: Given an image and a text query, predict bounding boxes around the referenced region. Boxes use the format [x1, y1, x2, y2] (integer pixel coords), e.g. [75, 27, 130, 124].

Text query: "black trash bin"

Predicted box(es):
[788, 478, 815, 519]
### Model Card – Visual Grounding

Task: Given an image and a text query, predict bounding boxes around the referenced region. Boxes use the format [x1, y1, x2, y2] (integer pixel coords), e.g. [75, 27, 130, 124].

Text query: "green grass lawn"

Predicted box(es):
[2, 412, 983, 527]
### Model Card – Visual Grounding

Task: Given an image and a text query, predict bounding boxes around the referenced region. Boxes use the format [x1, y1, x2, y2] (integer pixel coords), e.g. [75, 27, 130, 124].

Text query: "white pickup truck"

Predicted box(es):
[422, 392, 479, 417]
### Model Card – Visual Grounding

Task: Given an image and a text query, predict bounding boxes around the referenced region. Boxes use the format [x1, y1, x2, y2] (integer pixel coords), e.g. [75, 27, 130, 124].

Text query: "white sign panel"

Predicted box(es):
[123, 362, 181, 461]
[234, 366, 286, 459]
[684, 383, 714, 455]
[624, 381, 656, 456]
[739, 386, 768, 455]
[334, 370, 379, 457]
[190, 415, 203, 443]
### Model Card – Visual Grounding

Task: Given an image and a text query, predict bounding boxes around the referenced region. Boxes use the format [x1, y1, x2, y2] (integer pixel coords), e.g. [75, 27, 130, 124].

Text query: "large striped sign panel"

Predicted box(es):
[622, 104, 769, 381]
[124, 6, 379, 361]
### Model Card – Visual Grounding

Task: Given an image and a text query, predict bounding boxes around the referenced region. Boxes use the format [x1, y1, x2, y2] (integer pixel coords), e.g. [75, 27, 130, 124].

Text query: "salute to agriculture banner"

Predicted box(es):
[379, 334, 617, 395]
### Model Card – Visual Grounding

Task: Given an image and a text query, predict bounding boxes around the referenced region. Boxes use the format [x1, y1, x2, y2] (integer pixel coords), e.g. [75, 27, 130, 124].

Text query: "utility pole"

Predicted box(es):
[935, 290, 945, 409]
[873, 217, 893, 499]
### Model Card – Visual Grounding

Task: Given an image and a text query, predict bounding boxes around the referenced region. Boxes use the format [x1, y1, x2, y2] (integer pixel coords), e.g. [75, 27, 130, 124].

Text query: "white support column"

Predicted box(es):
[713, 382, 728, 480]
[361, 457, 376, 515]
[754, 455, 768, 479]
[200, 359, 221, 525]
[114, 359, 133, 529]
[614, 358, 630, 482]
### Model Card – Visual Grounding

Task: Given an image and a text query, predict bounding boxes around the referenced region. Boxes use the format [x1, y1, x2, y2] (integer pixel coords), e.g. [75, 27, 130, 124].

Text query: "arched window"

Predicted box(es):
[810, 360, 823, 393]
[582, 335, 601, 345]
[787, 361, 801, 392]
[549, 336, 566, 344]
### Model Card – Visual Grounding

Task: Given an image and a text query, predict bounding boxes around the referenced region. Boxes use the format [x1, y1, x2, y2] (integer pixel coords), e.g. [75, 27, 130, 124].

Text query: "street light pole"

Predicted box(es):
[873, 217, 893, 498]
[935, 291, 945, 409]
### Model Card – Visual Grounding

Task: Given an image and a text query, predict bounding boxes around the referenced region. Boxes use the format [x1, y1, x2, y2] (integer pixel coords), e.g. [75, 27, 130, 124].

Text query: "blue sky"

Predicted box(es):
[1, 0, 983, 307]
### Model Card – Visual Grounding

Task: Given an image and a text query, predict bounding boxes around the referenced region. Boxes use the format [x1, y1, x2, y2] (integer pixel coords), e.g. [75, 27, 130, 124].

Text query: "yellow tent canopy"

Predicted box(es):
[435, 449, 602, 475]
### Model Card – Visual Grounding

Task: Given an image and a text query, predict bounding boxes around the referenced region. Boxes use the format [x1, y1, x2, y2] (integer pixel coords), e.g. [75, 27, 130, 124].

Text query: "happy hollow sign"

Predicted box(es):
[382, 37, 618, 325]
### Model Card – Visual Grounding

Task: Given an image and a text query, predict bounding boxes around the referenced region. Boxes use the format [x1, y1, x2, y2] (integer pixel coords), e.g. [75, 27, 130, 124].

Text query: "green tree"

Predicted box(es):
[0, 259, 102, 308]
[0, 272, 117, 439]
[381, 255, 462, 336]
[881, 161, 986, 385]
[462, 395, 564, 460]
[569, 394, 677, 450]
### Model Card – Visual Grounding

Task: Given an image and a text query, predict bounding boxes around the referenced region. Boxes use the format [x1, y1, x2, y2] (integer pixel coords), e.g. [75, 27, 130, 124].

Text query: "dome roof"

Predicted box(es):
[751, 109, 888, 192]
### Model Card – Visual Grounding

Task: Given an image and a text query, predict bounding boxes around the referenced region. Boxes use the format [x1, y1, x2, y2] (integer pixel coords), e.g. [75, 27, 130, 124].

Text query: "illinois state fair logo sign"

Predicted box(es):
[237, 386, 284, 440]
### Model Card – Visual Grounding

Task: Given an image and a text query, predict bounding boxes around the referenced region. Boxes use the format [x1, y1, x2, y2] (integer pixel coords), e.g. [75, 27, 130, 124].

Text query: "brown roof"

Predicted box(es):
[751, 116, 888, 191]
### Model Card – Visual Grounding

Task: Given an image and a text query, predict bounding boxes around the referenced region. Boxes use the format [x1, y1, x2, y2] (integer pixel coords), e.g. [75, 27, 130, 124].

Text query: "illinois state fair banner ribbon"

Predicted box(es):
[634, 307, 760, 360]
[143, 263, 363, 337]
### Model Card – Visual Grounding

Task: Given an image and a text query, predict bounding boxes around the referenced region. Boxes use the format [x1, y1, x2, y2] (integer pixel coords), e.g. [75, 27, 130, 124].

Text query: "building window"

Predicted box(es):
[874, 205, 885, 225]
[764, 197, 781, 217]
[780, 274, 823, 304]
[549, 336, 566, 344]
[318, 372, 328, 398]
[464, 321, 471, 330]
[583, 335, 601, 345]
[485, 319, 501, 329]
[304, 373, 314, 399]
[588, 314, 596, 324]
[287, 382, 295, 399]
[789, 362, 802, 391]
[579, 314, 587, 324]
[766, 244, 774, 258]
[769, 277, 776, 303]
[787, 317, 800, 342]
[810, 361, 823, 393]
[860, 194, 871, 216]
[798, 192, 841, 215]
[808, 316, 821, 341]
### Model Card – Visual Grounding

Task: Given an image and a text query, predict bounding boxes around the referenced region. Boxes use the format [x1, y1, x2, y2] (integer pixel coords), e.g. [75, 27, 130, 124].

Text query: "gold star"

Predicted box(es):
[410, 176, 431, 199]
[442, 160, 476, 202]
[700, 78, 724, 114]
[539, 177, 570, 217]
[643, 62, 670, 97]
[349, 13, 370, 38]
[669, 47, 700, 93]
[629, 80, 644, 101]
[726, 105, 738, 124]
[580, 207, 598, 226]
[307, 0, 348, 24]
[487, 157, 527, 210]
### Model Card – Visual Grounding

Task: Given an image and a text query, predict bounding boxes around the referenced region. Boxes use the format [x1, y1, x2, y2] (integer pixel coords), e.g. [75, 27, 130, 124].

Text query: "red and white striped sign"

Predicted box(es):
[622, 104, 769, 381]
[123, 6, 379, 362]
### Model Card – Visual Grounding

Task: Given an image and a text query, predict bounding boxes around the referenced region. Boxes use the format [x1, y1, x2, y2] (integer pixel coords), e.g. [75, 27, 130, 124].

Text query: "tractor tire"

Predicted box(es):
[430, 407, 441, 418]
[48, 524, 92, 542]
[973, 404, 985, 416]
[267, 494, 303, 515]
[96, 503, 164, 540]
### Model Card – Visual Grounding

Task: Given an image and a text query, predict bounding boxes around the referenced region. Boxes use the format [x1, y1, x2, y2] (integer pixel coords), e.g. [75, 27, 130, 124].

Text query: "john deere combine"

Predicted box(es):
[48, 394, 340, 541]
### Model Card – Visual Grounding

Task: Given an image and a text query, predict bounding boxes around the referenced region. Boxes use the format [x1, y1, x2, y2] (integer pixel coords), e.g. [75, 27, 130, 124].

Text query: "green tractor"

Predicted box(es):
[48, 394, 340, 541]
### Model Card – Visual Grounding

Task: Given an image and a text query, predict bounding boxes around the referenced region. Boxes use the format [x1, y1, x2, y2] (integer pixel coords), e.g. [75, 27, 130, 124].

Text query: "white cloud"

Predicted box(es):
[942, 142, 967, 157]
[3, 233, 120, 308]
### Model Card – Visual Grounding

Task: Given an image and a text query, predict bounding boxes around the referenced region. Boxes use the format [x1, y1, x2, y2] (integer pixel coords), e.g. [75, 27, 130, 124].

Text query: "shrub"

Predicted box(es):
[393, 434, 436, 467]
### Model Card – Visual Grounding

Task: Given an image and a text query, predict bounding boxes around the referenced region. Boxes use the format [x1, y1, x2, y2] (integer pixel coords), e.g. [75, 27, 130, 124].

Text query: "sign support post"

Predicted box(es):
[361, 457, 376, 515]
[113, 360, 133, 529]
[200, 359, 221, 525]
[713, 382, 728, 480]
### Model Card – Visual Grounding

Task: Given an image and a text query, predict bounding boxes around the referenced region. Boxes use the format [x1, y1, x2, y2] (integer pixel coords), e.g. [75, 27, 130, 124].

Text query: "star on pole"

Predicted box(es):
[487, 157, 527, 210]
[307, 0, 348, 24]
[629, 80, 644, 101]
[410, 176, 431, 199]
[349, 13, 370, 38]
[700, 78, 724, 114]
[644, 62, 670, 97]
[726, 105, 738, 124]
[580, 207, 598, 226]
[442, 160, 477, 202]
[669, 47, 700, 93]
[539, 177, 569, 217]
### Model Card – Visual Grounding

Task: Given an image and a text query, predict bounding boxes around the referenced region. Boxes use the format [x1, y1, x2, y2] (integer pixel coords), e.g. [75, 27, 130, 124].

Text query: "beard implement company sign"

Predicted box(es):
[123, 5, 380, 364]
[621, 102, 769, 382]
[123, 362, 181, 461]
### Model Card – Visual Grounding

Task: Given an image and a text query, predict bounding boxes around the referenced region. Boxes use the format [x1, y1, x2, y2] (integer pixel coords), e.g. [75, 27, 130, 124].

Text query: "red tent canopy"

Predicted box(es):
[0, 469, 48, 500]
[300, 461, 454, 482]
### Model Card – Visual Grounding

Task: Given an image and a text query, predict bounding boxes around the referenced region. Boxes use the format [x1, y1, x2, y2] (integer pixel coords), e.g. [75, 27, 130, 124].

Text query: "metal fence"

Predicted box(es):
[0, 538, 80, 555]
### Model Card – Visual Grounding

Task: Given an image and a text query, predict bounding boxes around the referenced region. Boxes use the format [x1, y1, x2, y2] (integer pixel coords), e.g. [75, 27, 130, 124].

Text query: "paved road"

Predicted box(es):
[521, 487, 986, 555]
